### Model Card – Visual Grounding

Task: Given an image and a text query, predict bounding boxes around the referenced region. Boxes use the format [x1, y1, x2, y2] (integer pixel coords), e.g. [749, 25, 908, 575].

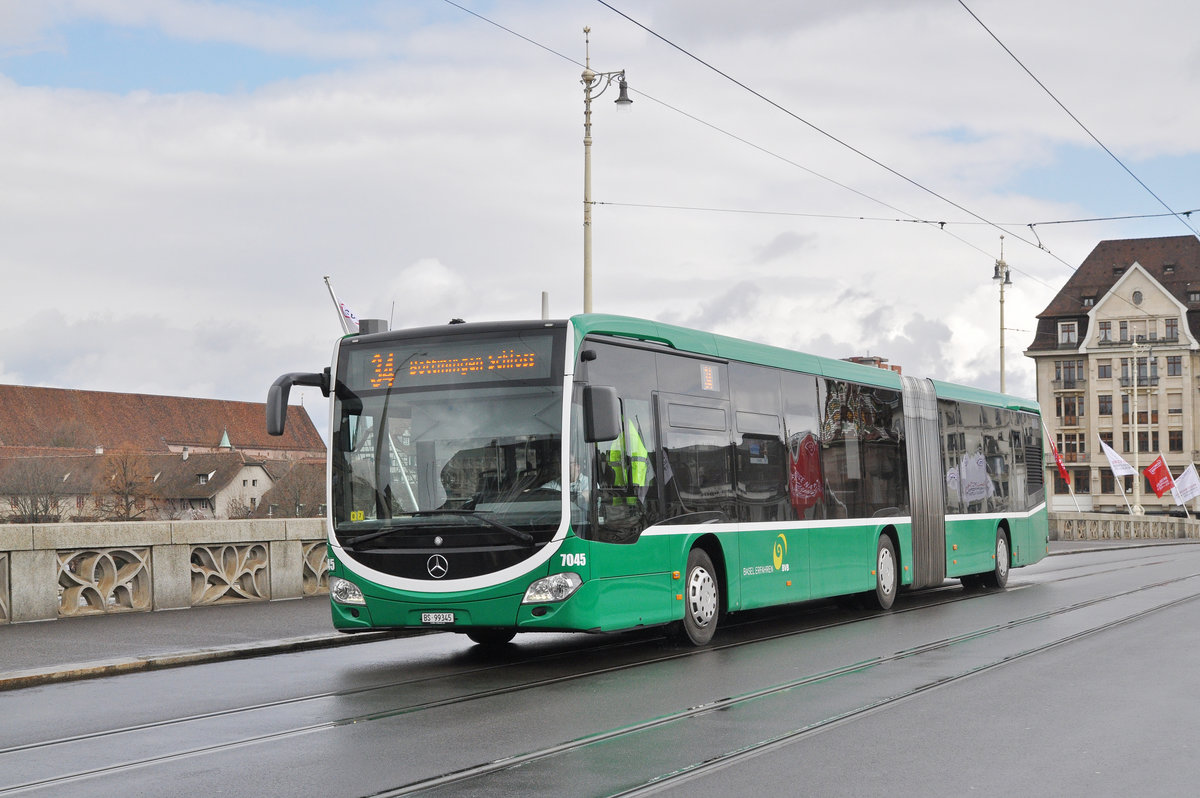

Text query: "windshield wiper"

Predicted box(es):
[415, 510, 535, 546]
[342, 524, 412, 548]
[341, 510, 534, 548]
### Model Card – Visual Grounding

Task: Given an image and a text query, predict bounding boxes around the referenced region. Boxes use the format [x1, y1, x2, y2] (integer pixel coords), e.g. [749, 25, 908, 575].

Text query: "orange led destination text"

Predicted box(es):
[369, 349, 537, 388]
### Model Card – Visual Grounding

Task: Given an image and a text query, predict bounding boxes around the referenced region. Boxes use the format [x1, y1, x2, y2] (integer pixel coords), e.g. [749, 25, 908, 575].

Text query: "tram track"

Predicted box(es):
[363, 569, 1200, 796]
[0, 547, 1153, 761]
[3, 551, 1198, 796]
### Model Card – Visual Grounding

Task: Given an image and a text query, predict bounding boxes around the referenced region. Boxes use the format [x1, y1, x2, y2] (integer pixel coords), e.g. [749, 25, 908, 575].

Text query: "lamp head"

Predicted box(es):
[614, 76, 632, 108]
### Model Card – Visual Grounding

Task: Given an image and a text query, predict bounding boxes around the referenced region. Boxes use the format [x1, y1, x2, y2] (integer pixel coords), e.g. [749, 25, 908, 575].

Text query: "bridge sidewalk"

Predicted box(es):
[1, 539, 1193, 691]
[0, 595, 389, 691]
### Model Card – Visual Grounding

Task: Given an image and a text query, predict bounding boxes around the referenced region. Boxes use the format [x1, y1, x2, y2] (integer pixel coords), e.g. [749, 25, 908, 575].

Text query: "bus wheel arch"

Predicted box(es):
[670, 536, 725, 646]
[981, 523, 1011, 589]
[870, 529, 900, 611]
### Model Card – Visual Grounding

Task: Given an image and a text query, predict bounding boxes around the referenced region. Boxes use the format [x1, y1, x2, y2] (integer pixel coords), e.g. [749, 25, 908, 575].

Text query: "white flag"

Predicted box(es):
[1171, 463, 1200, 505]
[324, 276, 360, 334]
[1099, 437, 1135, 477]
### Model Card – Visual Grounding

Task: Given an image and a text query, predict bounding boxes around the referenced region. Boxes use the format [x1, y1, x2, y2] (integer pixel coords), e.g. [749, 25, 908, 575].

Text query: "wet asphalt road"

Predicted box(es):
[3, 544, 1200, 797]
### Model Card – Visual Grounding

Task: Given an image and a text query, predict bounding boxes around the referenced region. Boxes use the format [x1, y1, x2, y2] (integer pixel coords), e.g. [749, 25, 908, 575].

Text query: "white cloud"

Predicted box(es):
[0, 0, 1197, 414]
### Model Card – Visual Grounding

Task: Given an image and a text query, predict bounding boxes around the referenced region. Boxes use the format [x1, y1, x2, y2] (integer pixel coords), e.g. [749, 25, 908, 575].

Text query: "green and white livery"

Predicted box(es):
[268, 314, 1048, 646]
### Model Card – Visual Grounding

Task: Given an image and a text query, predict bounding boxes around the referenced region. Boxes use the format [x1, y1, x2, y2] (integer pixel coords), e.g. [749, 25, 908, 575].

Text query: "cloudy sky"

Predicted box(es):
[2, 0, 1198, 437]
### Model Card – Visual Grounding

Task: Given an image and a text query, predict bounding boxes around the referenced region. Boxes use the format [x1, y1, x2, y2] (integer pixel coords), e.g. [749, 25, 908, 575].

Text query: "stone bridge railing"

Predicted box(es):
[4, 512, 1198, 624]
[1049, 511, 1200, 542]
[1, 519, 327, 624]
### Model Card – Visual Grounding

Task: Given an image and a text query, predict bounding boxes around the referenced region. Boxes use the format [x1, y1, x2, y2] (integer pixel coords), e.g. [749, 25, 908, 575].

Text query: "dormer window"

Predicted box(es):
[1114, 267, 1125, 276]
[1082, 296, 1095, 307]
[1058, 321, 1078, 346]
[1165, 264, 1176, 274]
[1189, 291, 1200, 303]
[198, 474, 208, 485]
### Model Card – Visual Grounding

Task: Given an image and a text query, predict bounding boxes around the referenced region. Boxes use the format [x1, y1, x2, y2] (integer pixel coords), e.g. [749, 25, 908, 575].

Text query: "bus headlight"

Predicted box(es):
[331, 577, 366, 605]
[522, 572, 582, 603]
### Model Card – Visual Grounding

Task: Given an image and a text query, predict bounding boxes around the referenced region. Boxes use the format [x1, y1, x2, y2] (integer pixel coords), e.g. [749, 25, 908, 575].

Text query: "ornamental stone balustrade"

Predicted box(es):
[2, 513, 1198, 624]
[1, 518, 326, 623]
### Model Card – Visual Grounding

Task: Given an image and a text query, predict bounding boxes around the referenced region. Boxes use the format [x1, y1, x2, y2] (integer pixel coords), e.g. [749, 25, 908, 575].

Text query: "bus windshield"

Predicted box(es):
[329, 327, 566, 545]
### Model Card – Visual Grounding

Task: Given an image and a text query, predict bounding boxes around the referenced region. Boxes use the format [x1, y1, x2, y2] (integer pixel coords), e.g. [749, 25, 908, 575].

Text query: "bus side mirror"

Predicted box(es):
[584, 386, 621, 443]
[267, 371, 326, 435]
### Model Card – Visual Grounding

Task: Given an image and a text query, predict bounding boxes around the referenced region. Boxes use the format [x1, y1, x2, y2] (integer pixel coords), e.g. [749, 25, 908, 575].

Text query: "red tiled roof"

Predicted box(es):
[0, 385, 324, 455]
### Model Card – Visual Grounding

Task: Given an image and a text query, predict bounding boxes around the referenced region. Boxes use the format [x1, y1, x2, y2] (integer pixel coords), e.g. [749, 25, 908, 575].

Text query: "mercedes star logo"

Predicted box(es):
[427, 554, 449, 579]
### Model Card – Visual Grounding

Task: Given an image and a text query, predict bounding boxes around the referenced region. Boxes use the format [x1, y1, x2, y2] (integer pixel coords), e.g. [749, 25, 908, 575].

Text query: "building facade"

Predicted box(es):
[0, 385, 326, 522]
[1026, 235, 1200, 513]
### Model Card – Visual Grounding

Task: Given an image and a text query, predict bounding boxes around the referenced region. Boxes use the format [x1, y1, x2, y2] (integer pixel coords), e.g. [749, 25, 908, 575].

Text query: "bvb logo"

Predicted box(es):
[773, 534, 788, 570]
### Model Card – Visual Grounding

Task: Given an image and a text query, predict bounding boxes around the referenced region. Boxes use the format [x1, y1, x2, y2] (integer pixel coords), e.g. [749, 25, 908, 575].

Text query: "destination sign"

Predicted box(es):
[342, 332, 556, 391]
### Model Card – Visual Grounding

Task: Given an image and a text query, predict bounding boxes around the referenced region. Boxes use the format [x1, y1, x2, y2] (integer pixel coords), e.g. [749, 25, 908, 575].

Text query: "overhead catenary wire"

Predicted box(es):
[957, 0, 1200, 239]
[443, 0, 1147, 276]
[438, 0, 1178, 364]
[438, 0, 1007, 266]
[593, 0, 1073, 270]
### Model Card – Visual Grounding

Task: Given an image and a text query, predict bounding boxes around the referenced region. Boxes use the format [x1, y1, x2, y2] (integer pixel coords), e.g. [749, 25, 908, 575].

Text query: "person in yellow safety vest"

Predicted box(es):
[607, 419, 651, 504]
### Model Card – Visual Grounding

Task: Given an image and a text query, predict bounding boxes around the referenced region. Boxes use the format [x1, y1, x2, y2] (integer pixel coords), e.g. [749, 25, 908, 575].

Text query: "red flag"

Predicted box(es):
[1047, 436, 1070, 485]
[1144, 455, 1175, 498]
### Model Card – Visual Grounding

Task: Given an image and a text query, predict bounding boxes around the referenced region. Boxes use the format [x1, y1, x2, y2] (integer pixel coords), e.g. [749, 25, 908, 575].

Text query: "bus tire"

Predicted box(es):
[981, 530, 1010, 589]
[671, 548, 720, 646]
[466, 629, 516, 646]
[871, 535, 898, 610]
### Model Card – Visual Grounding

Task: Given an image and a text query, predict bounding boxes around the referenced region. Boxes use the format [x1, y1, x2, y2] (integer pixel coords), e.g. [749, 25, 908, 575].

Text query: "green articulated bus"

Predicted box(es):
[267, 314, 1049, 646]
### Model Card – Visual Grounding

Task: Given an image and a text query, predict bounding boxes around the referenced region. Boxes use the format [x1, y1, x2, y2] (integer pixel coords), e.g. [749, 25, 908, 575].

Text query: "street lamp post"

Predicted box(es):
[1130, 339, 1152, 515]
[581, 26, 631, 314]
[993, 235, 1013, 393]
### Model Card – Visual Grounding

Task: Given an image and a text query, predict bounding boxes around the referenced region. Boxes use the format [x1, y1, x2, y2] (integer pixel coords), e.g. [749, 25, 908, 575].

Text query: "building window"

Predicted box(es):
[1190, 291, 1200, 303]
[198, 474, 208, 485]
[252, 479, 258, 487]
[1098, 321, 1111, 342]
[1132, 290, 1143, 305]
[1170, 430, 1184, 452]
[1120, 321, 1129, 341]
[76, 495, 85, 510]
[1074, 469, 1090, 493]
[1058, 322, 1078, 345]
[1168, 355, 1182, 376]
[1083, 296, 1095, 307]
[250, 497, 258, 508]
[1166, 318, 1179, 340]
[1101, 470, 1115, 494]
[242, 479, 248, 487]
[1165, 264, 1176, 274]
[1122, 432, 1130, 452]
[1097, 360, 1112, 379]
[1054, 471, 1070, 494]
[1055, 395, 1083, 421]
[1169, 393, 1183, 415]
[1098, 394, 1112, 416]
[1100, 431, 1114, 448]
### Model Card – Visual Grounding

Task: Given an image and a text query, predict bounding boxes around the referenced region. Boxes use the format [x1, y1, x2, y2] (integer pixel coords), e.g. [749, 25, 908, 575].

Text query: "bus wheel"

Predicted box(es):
[672, 548, 720, 646]
[981, 530, 1010, 589]
[871, 536, 898, 610]
[466, 629, 516, 646]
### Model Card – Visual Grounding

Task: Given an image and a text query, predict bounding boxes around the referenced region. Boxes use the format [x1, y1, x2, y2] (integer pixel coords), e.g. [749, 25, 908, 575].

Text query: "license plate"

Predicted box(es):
[421, 612, 455, 625]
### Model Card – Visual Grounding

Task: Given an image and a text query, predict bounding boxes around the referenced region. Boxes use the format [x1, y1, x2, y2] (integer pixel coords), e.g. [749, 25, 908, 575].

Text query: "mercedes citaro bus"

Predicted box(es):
[267, 314, 1048, 646]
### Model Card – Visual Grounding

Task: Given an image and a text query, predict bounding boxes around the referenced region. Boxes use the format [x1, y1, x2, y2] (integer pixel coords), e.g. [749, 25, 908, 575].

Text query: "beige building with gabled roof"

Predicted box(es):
[1026, 234, 1200, 513]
